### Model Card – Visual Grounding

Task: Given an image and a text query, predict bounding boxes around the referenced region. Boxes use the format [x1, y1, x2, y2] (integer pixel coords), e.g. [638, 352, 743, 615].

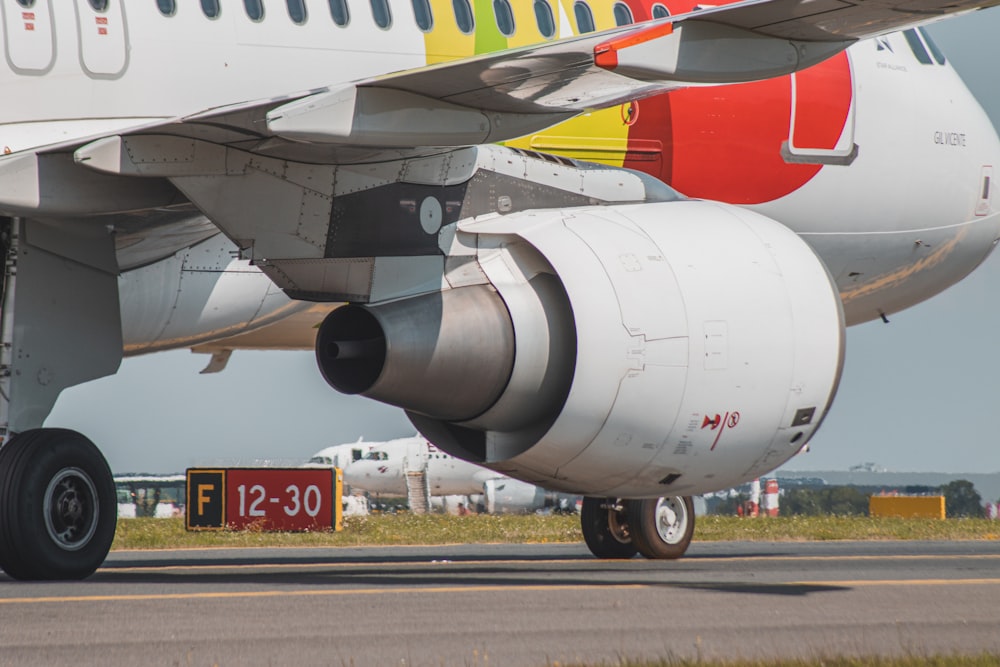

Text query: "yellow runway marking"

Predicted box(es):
[103, 558, 589, 573]
[722, 554, 1000, 562]
[3, 578, 1000, 606]
[0, 583, 646, 605]
[100, 552, 1000, 574]
[795, 578, 1000, 587]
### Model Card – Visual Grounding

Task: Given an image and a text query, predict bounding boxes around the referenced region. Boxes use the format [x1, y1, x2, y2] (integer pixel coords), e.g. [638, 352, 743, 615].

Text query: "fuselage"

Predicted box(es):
[1, 0, 998, 337]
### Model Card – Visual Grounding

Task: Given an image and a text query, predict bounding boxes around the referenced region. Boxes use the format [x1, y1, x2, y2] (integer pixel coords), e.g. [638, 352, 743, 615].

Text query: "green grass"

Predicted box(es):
[111, 514, 1000, 551]
[569, 656, 1000, 667]
[694, 515, 1000, 542]
[112, 513, 582, 550]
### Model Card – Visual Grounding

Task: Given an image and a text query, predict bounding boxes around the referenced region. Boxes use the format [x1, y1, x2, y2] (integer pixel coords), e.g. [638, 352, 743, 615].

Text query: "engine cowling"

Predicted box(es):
[317, 200, 844, 497]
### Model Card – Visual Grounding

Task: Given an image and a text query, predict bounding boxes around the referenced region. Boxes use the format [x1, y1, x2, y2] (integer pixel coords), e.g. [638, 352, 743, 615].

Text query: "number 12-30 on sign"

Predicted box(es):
[226, 469, 334, 530]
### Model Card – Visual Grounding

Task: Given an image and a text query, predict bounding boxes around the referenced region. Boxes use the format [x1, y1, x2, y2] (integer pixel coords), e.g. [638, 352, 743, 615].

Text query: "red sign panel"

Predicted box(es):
[225, 469, 333, 531]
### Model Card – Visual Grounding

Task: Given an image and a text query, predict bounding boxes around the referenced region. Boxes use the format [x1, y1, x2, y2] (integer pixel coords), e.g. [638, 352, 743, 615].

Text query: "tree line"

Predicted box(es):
[707, 479, 987, 518]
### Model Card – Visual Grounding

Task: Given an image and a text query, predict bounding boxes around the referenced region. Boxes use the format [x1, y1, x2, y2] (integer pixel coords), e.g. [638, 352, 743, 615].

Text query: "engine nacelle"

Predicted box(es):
[317, 200, 844, 497]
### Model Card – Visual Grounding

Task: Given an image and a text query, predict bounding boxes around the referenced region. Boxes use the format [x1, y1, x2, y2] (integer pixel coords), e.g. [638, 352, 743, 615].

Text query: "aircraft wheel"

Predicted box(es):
[0, 428, 117, 580]
[580, 496, 638, 559]
[627, 496, 694, 560]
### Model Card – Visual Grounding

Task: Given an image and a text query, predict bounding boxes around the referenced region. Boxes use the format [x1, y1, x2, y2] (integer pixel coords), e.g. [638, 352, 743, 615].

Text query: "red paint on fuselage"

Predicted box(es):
[620, 1, 854, 204]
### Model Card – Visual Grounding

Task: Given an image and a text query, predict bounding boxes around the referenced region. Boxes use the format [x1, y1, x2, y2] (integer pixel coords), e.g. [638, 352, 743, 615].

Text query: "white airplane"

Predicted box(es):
[339, 435, 502, 496]
[0, 0, 997, 579]
[327, 435, 569, 512]
[305, 440, 368, 470]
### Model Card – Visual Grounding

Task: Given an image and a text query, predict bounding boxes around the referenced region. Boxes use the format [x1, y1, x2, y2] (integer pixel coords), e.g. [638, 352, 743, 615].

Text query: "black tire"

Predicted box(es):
[627, 496, 695, 560]
[0, 428, 117, 580]
[580, 496, 638, 559]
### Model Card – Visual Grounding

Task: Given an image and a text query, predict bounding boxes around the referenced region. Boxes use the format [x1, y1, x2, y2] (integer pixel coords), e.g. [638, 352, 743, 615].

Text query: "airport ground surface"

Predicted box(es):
[1, 541, 999, 666]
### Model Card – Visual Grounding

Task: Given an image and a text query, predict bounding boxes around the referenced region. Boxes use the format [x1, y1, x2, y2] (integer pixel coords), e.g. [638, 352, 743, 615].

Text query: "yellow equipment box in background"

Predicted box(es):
[869, 495, 946, 519]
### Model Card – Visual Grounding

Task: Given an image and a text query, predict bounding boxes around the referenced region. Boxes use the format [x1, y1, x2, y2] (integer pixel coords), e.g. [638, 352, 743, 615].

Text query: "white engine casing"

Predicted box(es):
[317, 199, 845, 498]
[457, 200, 845, 497]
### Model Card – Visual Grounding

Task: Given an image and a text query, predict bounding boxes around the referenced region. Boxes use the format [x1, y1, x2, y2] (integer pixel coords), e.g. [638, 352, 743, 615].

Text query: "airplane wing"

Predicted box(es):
[81, 0, 999, 159]
[2, 0, 996, 218]
[10, 0, 998, 164]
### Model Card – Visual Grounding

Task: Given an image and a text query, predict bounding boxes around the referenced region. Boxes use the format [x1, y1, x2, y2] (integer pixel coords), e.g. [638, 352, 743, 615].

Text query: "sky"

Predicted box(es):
[44, 9, 1000, 476]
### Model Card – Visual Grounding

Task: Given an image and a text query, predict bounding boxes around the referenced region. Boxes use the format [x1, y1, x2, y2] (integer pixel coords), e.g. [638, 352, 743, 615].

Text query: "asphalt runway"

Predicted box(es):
[1, 540, 999, 667]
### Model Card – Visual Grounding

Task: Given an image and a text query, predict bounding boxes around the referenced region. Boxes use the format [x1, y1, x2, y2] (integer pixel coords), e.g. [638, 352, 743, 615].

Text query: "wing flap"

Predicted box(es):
[266, 86, 574, 147]
[0, 150, 183, 217]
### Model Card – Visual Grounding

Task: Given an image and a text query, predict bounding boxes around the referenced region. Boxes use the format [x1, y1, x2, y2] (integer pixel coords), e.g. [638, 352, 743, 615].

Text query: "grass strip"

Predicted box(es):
[112, 514, 1000, 551]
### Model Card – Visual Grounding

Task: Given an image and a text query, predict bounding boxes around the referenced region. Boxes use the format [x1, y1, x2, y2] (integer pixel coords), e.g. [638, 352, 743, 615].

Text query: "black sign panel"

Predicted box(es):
[186, 469, 225, 530]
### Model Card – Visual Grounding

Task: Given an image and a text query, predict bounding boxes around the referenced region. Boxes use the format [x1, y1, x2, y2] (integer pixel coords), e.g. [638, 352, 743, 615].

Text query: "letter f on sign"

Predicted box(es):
[198, 484, 214, 515]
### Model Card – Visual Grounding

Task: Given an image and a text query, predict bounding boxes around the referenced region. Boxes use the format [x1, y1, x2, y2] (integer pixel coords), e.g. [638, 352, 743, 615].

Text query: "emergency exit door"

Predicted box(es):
[1, 0, 55, 74]
[74, 0, 128, 78]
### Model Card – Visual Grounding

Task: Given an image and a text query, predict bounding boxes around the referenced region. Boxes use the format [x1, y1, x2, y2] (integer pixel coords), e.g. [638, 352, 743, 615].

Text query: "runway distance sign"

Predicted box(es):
[186, 468, 343, 532]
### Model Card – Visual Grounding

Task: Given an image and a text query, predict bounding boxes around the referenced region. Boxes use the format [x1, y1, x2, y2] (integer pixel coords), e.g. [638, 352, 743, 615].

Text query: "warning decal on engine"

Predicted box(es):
[702, 410, 741, 451]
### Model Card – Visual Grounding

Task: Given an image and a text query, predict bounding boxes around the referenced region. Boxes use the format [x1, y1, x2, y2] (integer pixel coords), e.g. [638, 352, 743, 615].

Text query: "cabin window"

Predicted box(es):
[651, 3, 669, 18]
[494, 0, 515, 36]
[412, 0, 433, 31]
[613, 3, 633, 25]
[202, 0, 221, 19]
[287, 0, 308, 23]
[157, 0, 176, 15]
[903, 29, 932, 65]
[918, 27, 946, 65]
[453, 0, 474, 34]
[574, 1, 595, 33]
[370, 0, 392, 28]
[89, 0, 109, 11]
[329, 0, 350, 25]
[244, 0, 264, 20]
[534, 0, 555, 38]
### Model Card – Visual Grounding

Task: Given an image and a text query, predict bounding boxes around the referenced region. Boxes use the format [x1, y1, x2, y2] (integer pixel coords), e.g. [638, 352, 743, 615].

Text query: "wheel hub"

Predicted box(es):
[607, 504, 631, 544]
[653, 497, 687, 545]
[44, 467, 99, 551]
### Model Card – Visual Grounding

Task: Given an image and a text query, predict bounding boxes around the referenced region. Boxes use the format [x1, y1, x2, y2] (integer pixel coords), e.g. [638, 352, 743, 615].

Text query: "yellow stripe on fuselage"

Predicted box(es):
[423, 0, 478, 62]
[422, 0, 634, 165]
[508, 0, 631, 165]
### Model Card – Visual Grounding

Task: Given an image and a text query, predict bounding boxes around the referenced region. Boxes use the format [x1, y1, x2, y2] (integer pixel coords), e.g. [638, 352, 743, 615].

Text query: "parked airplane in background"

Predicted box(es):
[0, 0, 998, 579]
[305, 439, 368, 471]
[341, 435, 503, 496]
[322, 435, 573, 513]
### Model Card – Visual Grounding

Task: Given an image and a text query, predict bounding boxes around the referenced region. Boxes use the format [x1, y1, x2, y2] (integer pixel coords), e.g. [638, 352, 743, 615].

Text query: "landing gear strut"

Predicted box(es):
[0, 429, 117, 580]
[0, 218, 123, 580]
[581, 495, 695, 560]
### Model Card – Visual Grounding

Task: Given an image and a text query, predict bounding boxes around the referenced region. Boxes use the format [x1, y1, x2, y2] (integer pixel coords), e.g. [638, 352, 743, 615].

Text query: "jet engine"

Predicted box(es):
[317, 200, 844, 497]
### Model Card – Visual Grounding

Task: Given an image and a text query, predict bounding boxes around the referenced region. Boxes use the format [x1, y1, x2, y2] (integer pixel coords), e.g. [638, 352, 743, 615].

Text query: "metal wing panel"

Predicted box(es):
[705, 0, 993, 41]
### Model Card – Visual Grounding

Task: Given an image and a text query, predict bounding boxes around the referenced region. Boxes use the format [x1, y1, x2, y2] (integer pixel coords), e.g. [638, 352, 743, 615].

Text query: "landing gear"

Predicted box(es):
[580, 495, 695, 560]
[627, 496, 695, 560]
[0, 218, 123, 580]
[581, 497, 638, 559]
[0, 429, 117, 580]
